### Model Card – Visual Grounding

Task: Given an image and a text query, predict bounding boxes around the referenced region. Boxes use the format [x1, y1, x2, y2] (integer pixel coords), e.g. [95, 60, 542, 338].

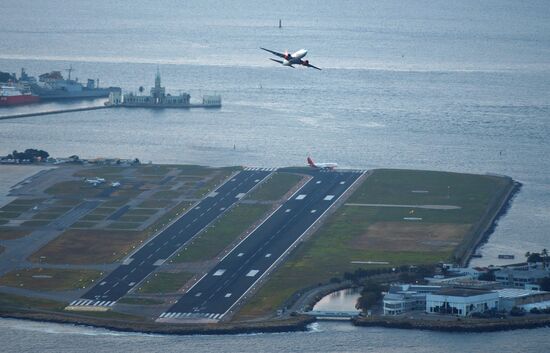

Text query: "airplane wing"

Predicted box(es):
[302, 61, 322, 70]
[269, 58, 294, 68]
[260, 47, 286, 58]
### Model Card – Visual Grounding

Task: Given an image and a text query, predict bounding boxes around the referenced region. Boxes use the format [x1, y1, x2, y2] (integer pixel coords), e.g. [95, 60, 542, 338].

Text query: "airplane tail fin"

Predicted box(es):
[307, 156, 316, 167]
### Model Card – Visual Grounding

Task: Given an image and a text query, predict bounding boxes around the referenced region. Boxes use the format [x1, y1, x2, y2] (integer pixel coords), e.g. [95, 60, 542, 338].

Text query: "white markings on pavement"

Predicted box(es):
[295, 194, 307, 200]
[316, 181, 322, 184]
[237, 253, 244, 257]
[254, 179, 260, 182]
[153, 259, 165, 266]
[310, 209, 317, 213]
[220, 207, 226, 211]
[340, 181, 346, 185]
[208, 192, 218, 197]
[213, 269, 226, 276]
[265, 253, 272, 258]
[285, 208, 291, 213]
[246, 270, 259, 277]
[323, 195, 335, 201]
[225, 293, 232, 298]
[195, 292, 202, 297]
[235, 193, 246, 199]
[99, 281, 106, 286]
[122, 258, 133, 265]
[129, 282, 136, 286]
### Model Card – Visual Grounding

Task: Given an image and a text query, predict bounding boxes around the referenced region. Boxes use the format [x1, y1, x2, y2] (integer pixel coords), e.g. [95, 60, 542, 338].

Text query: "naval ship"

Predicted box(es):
[19, 68, 120, 100]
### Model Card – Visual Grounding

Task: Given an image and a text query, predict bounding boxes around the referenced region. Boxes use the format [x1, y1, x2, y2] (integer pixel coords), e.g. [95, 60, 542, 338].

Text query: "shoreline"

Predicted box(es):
[0, 309, 315, 336]
[352, 315, 550, 332]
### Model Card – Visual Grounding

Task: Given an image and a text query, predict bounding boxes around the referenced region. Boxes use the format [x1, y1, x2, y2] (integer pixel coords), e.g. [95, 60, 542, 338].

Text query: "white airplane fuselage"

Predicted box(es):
[283, 49, 308, 66]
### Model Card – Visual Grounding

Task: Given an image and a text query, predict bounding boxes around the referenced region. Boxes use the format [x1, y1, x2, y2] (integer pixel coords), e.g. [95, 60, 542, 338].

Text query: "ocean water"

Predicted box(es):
[1, 0, 550, 350]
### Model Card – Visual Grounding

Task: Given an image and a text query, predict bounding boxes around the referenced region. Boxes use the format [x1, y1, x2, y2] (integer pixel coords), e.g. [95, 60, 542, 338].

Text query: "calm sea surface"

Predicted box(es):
[1, 0, 549, 350]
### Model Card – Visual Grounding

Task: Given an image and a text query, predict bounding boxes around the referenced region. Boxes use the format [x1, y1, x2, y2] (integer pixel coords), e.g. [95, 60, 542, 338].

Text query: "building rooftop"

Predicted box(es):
[434, 288, 493, 297]
[496, 288, 548, 299]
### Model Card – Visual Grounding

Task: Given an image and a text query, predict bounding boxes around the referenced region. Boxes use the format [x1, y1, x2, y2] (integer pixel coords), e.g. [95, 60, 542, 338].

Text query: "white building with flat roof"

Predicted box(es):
[426, 288, 499, 317]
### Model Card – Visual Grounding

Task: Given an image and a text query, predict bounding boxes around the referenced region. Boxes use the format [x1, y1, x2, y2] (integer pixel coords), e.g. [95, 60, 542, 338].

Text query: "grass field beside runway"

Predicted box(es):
[0, 268, 102, 291]
[246, 173, 304, 201]
[171, 204, 272, 263]
[237, 169, 513, 319]
[28, 229, 151, 264]
[0, 229, 31, 240]
[138, 271, 195, 294]
[0, 292, 65, 311]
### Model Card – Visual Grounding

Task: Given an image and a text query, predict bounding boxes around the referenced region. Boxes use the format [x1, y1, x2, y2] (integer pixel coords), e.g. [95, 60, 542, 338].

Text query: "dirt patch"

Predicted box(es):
[0, 229, 31, 240]
[29, 229, 151, 264]
[352, 222, 471, 252]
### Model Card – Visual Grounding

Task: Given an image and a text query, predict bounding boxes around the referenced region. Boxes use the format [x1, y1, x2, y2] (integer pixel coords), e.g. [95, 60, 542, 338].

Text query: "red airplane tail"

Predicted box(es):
[307, 156, 316, 168]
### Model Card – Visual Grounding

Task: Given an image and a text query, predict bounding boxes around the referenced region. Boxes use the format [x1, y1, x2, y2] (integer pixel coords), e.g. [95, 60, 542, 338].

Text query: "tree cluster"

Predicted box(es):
[6, 149, 49, 162]
[524, 249, 549, 264]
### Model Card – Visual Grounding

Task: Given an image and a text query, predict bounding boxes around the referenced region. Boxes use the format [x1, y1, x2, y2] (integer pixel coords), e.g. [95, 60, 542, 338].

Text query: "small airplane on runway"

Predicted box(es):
[307, 156, 338, 169]
[260, 47, 322, 70]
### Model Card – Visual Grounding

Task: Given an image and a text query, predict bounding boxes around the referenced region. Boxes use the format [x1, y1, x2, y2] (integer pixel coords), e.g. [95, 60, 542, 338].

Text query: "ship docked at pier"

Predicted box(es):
[106, 69, 221, 108]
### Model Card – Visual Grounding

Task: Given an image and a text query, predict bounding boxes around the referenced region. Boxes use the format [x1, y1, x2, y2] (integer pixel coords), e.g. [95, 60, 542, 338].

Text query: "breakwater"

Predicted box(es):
[0, 106, 111, 121]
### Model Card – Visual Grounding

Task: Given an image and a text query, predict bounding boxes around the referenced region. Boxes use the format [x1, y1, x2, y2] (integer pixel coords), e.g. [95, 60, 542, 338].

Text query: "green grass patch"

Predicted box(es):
[0, 292, 64, 311]
[247, 172, 303, 201]
[102, 198, 130, 207]
[138, 272, 194, 294]
[152, 190, 180, 199]
[80, 214, 106, 222]
[0, 268, 102, 291]
[32, 212, 64, 220]
[54, 198, 82, 206]
[76, 310, 145, 321]
[172, 204, 271, 263]
[0, 204, 32, 213]
[125, 208, 159, 216]
[0, 211, 22, 219]
[46, 180, 105, 198]
[0, 229, 32, 240]
[29, 229, 151, 264]
[117, 215, 151, 223]
[0, 245, 4, 255]
[117, 297, 164, 305]
[107, 222, 141, 230]
[71, 221, 98, 228]
[74, 166, 127, 177]
[138, 199, 173, 208]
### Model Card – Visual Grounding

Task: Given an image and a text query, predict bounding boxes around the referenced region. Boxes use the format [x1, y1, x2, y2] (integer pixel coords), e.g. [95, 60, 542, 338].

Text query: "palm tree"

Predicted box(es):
[542, 249, 548, 267]
[525, 251, 531, 259]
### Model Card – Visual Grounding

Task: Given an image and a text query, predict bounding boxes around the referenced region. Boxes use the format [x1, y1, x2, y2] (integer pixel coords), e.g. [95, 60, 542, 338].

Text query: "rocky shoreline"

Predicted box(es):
[352, 315, 550, 332]
[0, 309, 315, 335]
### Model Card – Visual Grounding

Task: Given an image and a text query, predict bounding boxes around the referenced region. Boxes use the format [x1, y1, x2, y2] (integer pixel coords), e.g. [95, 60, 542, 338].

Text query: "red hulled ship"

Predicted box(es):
[0, 85, 40, 106]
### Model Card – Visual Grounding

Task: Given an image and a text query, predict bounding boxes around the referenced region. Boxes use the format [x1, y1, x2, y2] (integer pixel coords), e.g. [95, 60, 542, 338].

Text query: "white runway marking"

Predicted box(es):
[238, 253, 244, 257]
[213, 269, 226, 276]
[285, 208, 291, 213]
[235, 193, 246, 199]
[129, 282, 136, 286]
[265, 253, 272, 258]
[310, 209, 317, 213]
[246, 270, 259, 277]
[340, 181, 346, 185]
[323, 195, 335, 201]
[295, 194, 307, 200]
[316, 181, 322, 184]
[225, 293, 232, 298]
[195, 292, 202, 297]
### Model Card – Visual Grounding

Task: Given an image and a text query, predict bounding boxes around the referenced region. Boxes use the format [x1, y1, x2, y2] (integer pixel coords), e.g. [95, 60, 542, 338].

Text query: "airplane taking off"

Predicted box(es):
[260, 47, 321, 70]
[307, 156, 338, 169]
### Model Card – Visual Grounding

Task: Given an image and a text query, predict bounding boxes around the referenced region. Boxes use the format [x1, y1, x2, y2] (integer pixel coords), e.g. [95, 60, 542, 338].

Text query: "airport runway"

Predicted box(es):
[159, 169, 364, 321]
[68, 168, 273, 308]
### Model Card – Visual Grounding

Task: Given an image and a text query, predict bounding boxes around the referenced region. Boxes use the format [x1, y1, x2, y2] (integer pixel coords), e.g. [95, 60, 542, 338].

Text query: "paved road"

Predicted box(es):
[68, 169, 273, 308]
[159, 169, 364, 321]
